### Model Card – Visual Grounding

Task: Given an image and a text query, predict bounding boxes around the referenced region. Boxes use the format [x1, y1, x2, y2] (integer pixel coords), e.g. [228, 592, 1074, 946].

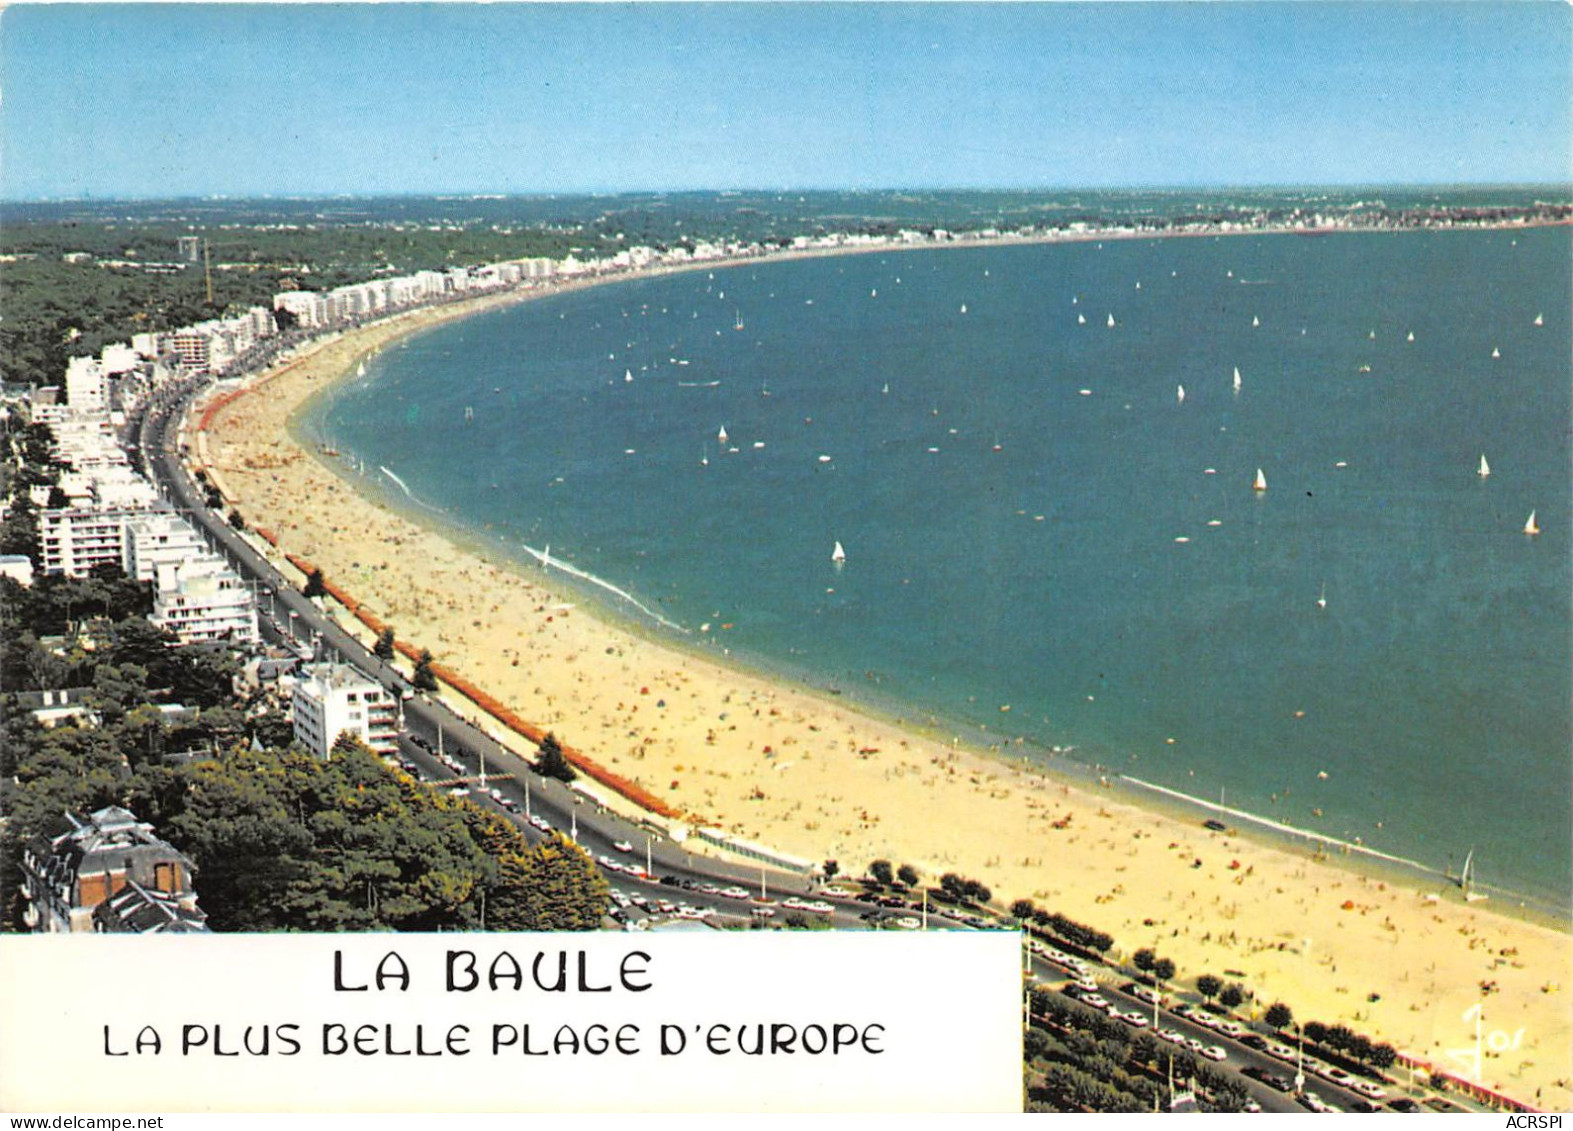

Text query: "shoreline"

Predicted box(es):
[199, 236, 1571, 1108]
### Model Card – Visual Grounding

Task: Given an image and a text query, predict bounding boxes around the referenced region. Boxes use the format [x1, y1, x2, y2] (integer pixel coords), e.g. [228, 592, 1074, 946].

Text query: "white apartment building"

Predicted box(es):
[149, 555, 258, 645]
[291, 663, 399, 759]
[123, 512, 209, 583]
[273, 290, 329, 329]
[41, 502, 159, 576]
[65, 357, 108, 415]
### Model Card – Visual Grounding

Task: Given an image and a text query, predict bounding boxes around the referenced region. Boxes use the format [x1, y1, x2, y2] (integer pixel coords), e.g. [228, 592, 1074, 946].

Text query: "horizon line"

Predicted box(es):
[6, 180, 1573, 208]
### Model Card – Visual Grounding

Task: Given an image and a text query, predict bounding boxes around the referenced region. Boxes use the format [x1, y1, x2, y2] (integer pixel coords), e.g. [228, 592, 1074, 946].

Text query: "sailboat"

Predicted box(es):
[1477, 454, 1491, 478]
[881, 382, 890, 395]
[1534, 312, 1545, 327]
[1251, 315, 1260, 328]
[734, 310, 744, 331]
[1176, 384, 1185, 405]
[1492, 347, 1501, 359]
[700, 446, 709, 467]
[624, 368, 633, 383]
[1253, 468, 1268, 492]
[831, 540, 847, 565]
[1524, 511, 1540, 536]
[357, 361, 367, 378]
[1316, 582, 1327, 610]
[960, 303, 968, 315]
[1232, 366, 1242, 394]
[1107, 313, 1116, 328]
[1077, 313, 1086, 325]
[718, 425, 729, 446]
[1459, 849, 1489, 902]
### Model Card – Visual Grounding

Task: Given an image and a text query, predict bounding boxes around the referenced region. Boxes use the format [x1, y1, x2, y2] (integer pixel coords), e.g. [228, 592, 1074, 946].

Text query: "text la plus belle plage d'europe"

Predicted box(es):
[101, 948, 887, 1059]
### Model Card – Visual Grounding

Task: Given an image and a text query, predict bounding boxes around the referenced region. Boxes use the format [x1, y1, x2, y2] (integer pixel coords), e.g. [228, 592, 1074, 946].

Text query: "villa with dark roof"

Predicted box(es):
[20, 805, 207, 933]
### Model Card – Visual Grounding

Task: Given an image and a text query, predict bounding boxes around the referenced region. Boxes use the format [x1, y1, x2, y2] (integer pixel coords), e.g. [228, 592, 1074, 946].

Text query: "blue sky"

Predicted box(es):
[2, 2, 1568, 200]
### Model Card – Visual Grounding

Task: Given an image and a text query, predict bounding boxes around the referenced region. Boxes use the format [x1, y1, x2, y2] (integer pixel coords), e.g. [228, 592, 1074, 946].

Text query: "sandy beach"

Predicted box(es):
[200, 271, 1571, 1109]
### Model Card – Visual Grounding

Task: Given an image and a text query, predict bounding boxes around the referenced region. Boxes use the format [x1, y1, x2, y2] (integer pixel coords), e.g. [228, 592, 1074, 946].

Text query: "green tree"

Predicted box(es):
[534, 732, 575, 783]
[1219, 983, 1246, 1010]
[226, 508, 246, 531]
[868, 859, 894, 886]
[1265, 1002, 1294, 1031]
[822, 859, 839, 881]
[1152, 957, 1176, 984]
[896, 862, 920, 888]
[303, 568, 326, 598]
[1133, 948, 1156, 974]
[373, 627, 396, 661]
[1011, 898, 1037, 922]
[411, 648, 438, 692]
[1196, 973, 1223, 1002]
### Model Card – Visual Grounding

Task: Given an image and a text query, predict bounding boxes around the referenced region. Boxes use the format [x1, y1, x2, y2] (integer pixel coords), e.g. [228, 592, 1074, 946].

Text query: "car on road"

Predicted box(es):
[721, 886, 751, 900]
[1200, 1045, 1227, 1062]
[1123, 1012, 1149, 1028]
[1158, 1029, 1186, 1045]
[612, 840, 634, 853]
[893, 916, 921, 930]
[1352, 1080, 1387, 1101]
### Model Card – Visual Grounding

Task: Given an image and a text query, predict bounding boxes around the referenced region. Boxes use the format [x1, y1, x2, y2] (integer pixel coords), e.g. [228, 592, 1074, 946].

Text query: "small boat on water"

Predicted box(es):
[1251, 315, 1260, 328]
[1077, 313, 1086, 325]
[1176, 384, 1186, 405]
[718, 425, 729, 446]
[1534, 312, 1545, 327]
[1232, 366, 1242, 393]
[1316, 582, 1327, 610]
[734, 310, 744, 331]
[1460, 848, 1489, 902]
[1107, 313, 1116, 328]
[1492, 347, 1501, 359]
[1253, 468, 1268, 492]
[625, 368, 633, 383]
[1524, 511, 1540, 536]
[960, 303, 968, 314]
[1478, 454, 1491, 478]
[831, 540, 847, 565]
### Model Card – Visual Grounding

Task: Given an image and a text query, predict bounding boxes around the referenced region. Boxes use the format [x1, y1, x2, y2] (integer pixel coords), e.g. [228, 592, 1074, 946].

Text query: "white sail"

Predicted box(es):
[831, 540, 847, 564]
[1107, 313, 1116, 328]
[718, 425, 729, 445]
[625, 368, 633, 383]
[1524, 511, 1540, 536]
[1253, 468, 1267, 492]
[1534, 312, 1545, 327]
[1176, 384, 1185, 404]
[1077, 313, 1086, 325]
[1251, 315, 1260, 328]
[1478, 454, 1491, 478]
[1316, 581, 1327, 610]
[1232, 366, 1242, 393]
[960, 303, 967, 314]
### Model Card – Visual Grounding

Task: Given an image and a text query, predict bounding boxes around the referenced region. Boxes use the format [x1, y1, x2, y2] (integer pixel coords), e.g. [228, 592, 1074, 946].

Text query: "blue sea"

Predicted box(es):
[307, 228, 1572, 911]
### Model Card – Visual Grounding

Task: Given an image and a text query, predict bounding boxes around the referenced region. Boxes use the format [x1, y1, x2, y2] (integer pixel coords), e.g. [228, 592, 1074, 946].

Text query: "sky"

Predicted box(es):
[1, 2, 1569, 200]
